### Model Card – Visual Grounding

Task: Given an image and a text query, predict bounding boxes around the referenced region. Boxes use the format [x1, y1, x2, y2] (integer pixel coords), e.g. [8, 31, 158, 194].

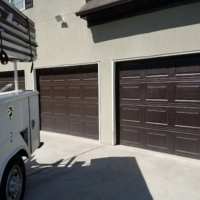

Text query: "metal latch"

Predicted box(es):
[31, 119, 35, 129]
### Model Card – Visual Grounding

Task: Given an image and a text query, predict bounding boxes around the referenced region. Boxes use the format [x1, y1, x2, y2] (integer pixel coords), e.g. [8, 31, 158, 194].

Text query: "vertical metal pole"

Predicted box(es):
[14, 62, 19, 91]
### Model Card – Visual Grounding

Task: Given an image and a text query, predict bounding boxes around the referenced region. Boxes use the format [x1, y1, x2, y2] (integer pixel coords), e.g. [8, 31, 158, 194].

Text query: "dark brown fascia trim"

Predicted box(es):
[76, 0, 131, 16]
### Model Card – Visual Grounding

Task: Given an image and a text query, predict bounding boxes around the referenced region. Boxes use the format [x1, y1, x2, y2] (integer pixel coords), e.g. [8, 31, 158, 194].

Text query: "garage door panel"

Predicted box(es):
[145, 68, 169, 78]
[121, 85, 141, 100]
[83, 72, 98, 81]
[41, 113, 98, 123]
[121, 106, 169, 126]
[146, 108, 168, 126]
[85, 123, 99, 138]
[121, 106, 140, 123]
[41, 102, 53, 114]
[118, 54, 200, 158]
[175, 133, 200, 155]
[175, 57, 200, 76]
[175, 84, 200, 102]
[41, 118, 54, 131]
[120, 126, 143, 146]
[145, 60, 170, 77]
[55, 120, 66, 132]
[52, 75, 65, 82]
[68, 121, 82, 135]
[40, 86, 52, 98]
[67, 74, 81, 81]
[120, 68, 141, 79]
[37, 66, 99, 139]
[19, 83, 25, 90]
[54, 103, 67, 116]
[121, 107, 200, 131]
[121, 127, 174, 153]
[175, 109, 200, 129]
[145, 84, 169, 101]
[84, 86, 98, 99]
[68, 86, 82, 99]
[146, 130, 169, 150]
[39, 71, 52, 82]
[85, 105, 98, 118]
[53, 86, 66, 99]
[68, 104, 82, 117]
[40, 99, 97, 106]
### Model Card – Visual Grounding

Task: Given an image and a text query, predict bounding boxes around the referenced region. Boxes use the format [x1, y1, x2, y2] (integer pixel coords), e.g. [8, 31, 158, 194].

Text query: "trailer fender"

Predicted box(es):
[0, 146, 29, 186]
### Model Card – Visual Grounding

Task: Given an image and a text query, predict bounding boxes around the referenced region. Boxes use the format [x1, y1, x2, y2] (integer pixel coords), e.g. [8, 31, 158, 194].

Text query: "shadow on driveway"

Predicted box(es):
[24, 156, 153, 200]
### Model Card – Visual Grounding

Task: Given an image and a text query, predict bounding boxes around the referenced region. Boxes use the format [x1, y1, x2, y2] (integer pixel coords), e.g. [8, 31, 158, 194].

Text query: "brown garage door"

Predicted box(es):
[0, 71, 25, 91]
[36, 65, 99, 140]
[117, 54, 200, 159]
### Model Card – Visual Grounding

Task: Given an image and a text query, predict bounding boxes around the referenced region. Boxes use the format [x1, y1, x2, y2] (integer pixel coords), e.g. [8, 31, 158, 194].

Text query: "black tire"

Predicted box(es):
[0, 155, 26, 200]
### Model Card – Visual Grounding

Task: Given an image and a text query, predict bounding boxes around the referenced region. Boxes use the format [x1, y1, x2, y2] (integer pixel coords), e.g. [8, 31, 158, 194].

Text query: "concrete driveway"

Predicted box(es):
[24, 131, 200, 200]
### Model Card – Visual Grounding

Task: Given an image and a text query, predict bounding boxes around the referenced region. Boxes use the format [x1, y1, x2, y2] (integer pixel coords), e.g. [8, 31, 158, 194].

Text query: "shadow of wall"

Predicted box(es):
[90, 2, 200, 43]
[25, 156, 153, 200]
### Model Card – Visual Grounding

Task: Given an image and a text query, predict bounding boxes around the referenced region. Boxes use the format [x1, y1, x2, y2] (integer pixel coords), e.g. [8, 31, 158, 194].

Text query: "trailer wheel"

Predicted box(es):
[0, 155, 26, 200]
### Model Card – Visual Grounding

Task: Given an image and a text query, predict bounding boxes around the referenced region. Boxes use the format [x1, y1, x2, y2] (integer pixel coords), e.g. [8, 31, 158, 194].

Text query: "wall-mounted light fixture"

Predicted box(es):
[55, 15, 68, 28]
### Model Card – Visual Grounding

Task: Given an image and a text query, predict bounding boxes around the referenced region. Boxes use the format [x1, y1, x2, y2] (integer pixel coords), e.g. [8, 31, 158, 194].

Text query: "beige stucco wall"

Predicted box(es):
[1, 0, 200, 144]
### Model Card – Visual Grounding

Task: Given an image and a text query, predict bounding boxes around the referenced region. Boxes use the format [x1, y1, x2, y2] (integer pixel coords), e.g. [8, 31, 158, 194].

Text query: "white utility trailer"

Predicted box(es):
[0, 90, 42, 200]
[0, 1, 41, 199]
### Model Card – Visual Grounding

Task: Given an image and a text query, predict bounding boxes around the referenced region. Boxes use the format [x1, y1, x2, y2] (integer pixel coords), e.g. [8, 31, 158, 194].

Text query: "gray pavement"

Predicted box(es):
[24, 131, 200, 200]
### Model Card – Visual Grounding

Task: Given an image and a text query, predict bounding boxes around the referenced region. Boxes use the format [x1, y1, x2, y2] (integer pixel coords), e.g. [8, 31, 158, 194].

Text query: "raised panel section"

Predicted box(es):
[85, 105, 98, 118]
[69, 121, 81, 134]
[146, 109, 168, 125]
[67, 74, 81, 81]
[41, 118, 54, 130]
[55, 120, 66, 132]
[18, 77, 24, 81]
[120, 68, 141, 79]
[175, 111, 200, 129]
[84, 86, 98, 99]
[175, 57, 200, 76]
[83, 73, 97, 80]
[146, 60, 169, 77]
[146, 85, 168, 101]
[121, 86, 140, 100]
[54, 87, 65, 98]
[40, 87, 51, 98]
[121, 107, 140, 122]
[68, 86, 81, 99]
[85, 123, 98, 136]
[146, 68, 168, 77]
[175, 133, 200, 154]
[146, 131, 168, 149]
[55, 103, 66, 115]
[121, 128, 140, 144]
[175, 85, 200, 101]
[39, 75, 51, 82]
[52, 75, 65, 82]
[69, 105, 81, 116]
[0, 80, 7, 84]
[41, 103, 52, 114]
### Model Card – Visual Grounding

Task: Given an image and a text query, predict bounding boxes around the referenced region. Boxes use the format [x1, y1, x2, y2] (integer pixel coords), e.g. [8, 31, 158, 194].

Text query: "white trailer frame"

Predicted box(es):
[0, 1, 40, 199]
[0, 63, 42, 200]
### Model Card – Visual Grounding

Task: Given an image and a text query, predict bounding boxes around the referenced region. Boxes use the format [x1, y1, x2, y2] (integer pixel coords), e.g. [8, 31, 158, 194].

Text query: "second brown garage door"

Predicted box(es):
[116, 54, 200, 159]
[36, 65, 99, 140]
